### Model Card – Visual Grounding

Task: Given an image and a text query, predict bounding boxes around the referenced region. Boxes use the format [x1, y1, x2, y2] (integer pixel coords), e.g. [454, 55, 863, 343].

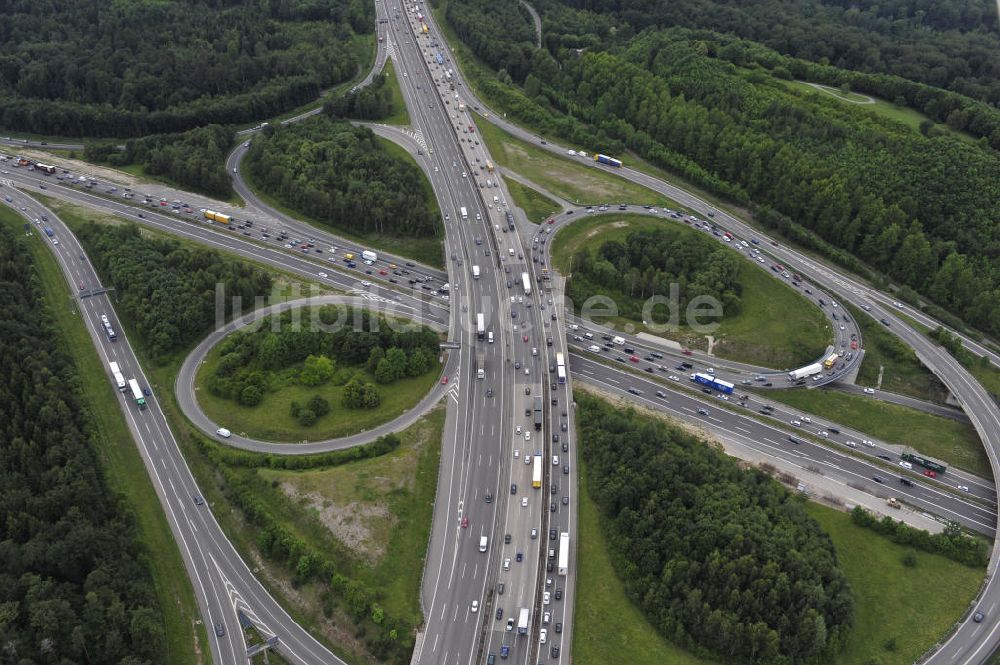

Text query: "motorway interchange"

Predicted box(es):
[3, 1, 1000, 664]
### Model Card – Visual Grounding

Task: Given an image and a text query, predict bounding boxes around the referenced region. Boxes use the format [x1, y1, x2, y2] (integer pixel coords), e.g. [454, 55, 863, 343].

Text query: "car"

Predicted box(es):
[216, 428, 231, 438]
[958, 485, 971, 492]
[551, 646, 560, 658]
[543, 592, 551, 605]
[554, 587, 562, 600]
[214, 622, 225, 636]
[669, 375, 680, 382]
[873, 476, 885, 483]
[503, 558, 511, 570]
[496, 607, 504, 620]
[360, 280, 372, 287]
[194, 495, 205, 505]
[698, 408, 708, 416]
[531, 528, 538, 539]
[441, 376, 449, 385]
[819, 430, 830, 437]
[506, 618, 514, 631]
[924, 469, 937, 478]
[540, 628, 548, 644]
[485, 491, 492, 503]
[790, 420, 802, 427]
[899, 461, 913, 470]
[471, 600, 479, 613]
[521, 497, 528, 507]
[525, 431, 531, 442]
[863, 387, 875, 395]
[974, 611, 985, 623]
[461, 516, 468, 528]
[555, 622, 563, 633]
[501, 645, 510, 659]
[862, 439, 875, 447]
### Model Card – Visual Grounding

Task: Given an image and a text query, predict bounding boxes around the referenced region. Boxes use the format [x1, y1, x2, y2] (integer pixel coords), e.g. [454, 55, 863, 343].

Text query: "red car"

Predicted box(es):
[379, 269, 388, 275]
[629, 355, 639, 363]
[523, 334, 529, 342]
[441, 376, 449, 385]
[547, 218, 555, 225]
[924, 470, 937, 478]
[682, 349, 693, 356]
[461, 516, 469, 528]
[850, 340, 858, 350]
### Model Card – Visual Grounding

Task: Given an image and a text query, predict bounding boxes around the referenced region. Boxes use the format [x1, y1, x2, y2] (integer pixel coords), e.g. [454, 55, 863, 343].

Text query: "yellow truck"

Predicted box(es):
[486, 161, 495, 173]
[344, 252, 355, 260]
[203, 209, 231, 224]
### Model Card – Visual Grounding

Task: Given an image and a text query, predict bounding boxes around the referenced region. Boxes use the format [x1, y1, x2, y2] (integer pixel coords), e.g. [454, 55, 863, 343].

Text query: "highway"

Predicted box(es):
[3, 0, 1000, 662]
[5, 190, 352, 665]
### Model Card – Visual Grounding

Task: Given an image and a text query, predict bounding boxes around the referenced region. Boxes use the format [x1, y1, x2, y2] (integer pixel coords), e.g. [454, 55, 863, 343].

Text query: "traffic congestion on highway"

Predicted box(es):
[3, 0, 1000, 663]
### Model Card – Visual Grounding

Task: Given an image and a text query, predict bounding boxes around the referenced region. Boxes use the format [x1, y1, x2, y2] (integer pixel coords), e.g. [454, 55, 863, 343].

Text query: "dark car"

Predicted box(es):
[496, 608, 503, 620]
[511, 483, 517, 494]
[873, 476, 885, 484]
[974, 611, 985, 623]
[900, 477, 913, 487]
[551, 646, 560, 658]
[214, 623, 225, 637]
[194, 495, 205, 505]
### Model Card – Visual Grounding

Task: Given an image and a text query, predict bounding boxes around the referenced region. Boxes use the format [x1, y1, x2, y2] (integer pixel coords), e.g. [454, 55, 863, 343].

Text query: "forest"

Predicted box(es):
[0, 224, 165, 664]
[205, 305, 440, 412]
[243, 118, 439, 239]
[566, 227, 743, 323]
[445, 3, 1000, 337]
[545, 0, 1000, 107]
[75, 223, 273, 360]
[326, 69, 398, 121]
[0, 0, 370, 137]
[85, 125, 235, 199]
[578, 393, 854, 664]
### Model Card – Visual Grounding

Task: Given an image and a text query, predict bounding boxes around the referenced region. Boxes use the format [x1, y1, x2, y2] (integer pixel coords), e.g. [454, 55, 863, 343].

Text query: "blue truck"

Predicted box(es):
[594, 153, 623, 168]
[690, 372, 735, 394]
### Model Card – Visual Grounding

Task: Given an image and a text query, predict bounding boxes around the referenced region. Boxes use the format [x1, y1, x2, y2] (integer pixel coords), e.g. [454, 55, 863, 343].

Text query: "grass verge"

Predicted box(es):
[239, 138, 445, 269]
[195, 337, 441, 442]
[505, 178, 560, 223]
[805, 502, 982, 665]
[573, 393, 984, 665]
[0, 208, 206, 665]
[381, 59, 411, 126]
[764, 388, 989, 477]
[551, 213, 831, 368]
[849, 302, 950, 403]
[477, 119, 673, 206]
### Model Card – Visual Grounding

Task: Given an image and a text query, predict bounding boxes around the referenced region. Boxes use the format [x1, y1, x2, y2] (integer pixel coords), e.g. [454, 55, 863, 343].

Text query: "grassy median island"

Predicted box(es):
[765, 388, 989, 477]
[477, 119, 673, 206]
[551, 213, 831, 368]
[195, 305, 442, 442]
[505, 177, 561, 222]
[573, 391, 984, 665]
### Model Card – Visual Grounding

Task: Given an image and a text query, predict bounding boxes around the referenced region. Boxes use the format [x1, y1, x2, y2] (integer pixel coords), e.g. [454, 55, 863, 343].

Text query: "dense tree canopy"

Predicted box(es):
[0, 0, 370, 137]
[445, 0, 1000, 335]
[85, 124, 235, 198]
[244, 117, 439, 239]
[578, 393, 853, 664]
[567, 227, 743, 322]
[0, 224, 165, 665]
[76, 223, 273, 360]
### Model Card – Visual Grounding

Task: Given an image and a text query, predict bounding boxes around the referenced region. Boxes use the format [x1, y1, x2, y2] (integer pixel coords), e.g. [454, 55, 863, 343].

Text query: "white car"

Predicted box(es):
[216, 428, 232, 438]
[515, 425, 522, 435]
[503, 558, 511, 570]
[521, 497, 528, 508]
[863, 387, 875, 395]
[801, 416, 812, 423]
[318, 272, 328, 278]
[543, 611, 551, 624]
[819, 430, 829, 437]
[958, 485, 970, 492]
[543, 592, 551, 605]
[862, 439, 875, 447]
[845, 440, 857, 448]
[790, 420, 802, 427]
[462, 171, 467, 178]
[361, 280, 372, 287]
[524, 455, 532, 465]
[539, 628, 548, 644]
[525, 431, 531, 442]
[514, 449, 520, 459]
[471, 600, 479, 613]
[552, 455, 559, 466]
[669, 375, 680, 382]
[899, 461, 913, 470]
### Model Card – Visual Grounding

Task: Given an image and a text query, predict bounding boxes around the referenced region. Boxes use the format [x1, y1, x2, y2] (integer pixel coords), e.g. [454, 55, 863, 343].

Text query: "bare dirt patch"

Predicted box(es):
[280, 482, 396, 563]
[20, 148, 146, 188]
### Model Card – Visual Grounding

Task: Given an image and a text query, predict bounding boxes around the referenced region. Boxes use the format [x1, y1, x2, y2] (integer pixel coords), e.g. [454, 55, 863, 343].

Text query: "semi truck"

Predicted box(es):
[476, 312, 485, 340]
[517, 608, 529, 635]
[477, 352, 485, 379]
[532, 453, 542, 488]
[128, 379, 146, 410]
[460, 206, 468, 220]
[690, 373, 735, 394]
[556, 352, 566, 385]
[901, 452, 947, 474]
[521, 272, 531, 296]
[594, 154, 623, 168]
[558, 532, 570, 575]
[822, 353, 839, 369]
[109, 361, 127, 391]
[788, 363, 823, 381]
[203, 209, 231, 224]
[34, 163, 56, 174]
[533, 396, 542, 430]
[361, 250, 378, 263]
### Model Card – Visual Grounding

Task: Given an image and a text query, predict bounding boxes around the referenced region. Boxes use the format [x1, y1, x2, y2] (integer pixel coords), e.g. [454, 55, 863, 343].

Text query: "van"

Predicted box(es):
[488, 331, 494, 344]
[612, 336, 625, 345]
[216, 428, 232, 438]
[479, 536, 488, 552]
